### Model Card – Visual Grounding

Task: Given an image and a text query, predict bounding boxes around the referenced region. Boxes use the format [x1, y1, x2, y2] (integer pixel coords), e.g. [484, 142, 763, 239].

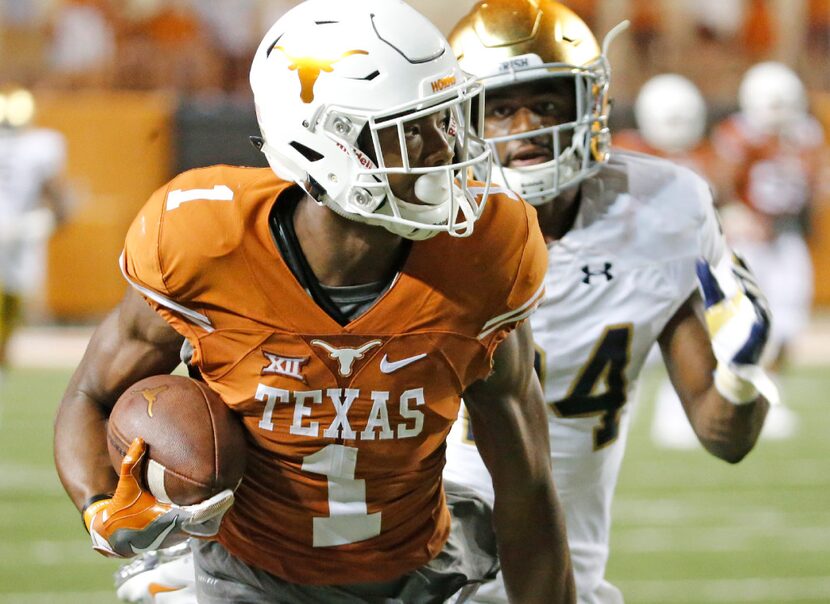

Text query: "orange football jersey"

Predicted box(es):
[121, 165, 546, 585]
[711, 114, 824, 217]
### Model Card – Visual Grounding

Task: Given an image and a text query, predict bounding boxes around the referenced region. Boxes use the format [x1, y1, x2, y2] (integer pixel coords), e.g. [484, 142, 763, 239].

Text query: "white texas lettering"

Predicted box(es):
[254, 385, 426, 440]
[323, 388, 359, 439]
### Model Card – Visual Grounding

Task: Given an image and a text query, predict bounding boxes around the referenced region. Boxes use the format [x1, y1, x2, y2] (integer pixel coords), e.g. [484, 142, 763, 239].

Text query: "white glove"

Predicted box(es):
[696, 253, 779, 405]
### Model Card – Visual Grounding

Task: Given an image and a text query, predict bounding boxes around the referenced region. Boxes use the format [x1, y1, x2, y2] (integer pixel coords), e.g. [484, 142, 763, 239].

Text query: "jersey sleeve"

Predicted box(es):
[696, 177, 727, 267]
[476, 199, 547, 358]
[121, 183, 211, 363]
[122, 167, 254, 354]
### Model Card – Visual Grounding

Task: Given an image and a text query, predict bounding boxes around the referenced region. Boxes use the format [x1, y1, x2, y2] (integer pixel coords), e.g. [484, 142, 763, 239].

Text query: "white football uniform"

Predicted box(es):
[0, 128, 65, 293]
[444, 151, 726, 604]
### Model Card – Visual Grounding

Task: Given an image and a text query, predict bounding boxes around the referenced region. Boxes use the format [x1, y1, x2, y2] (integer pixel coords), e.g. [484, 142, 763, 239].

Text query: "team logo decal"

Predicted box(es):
[261, 350, 309, 383]
[268, 44, 368, 103]
[311, 339, 382, 377]
[581, 262, 613, 284]
[135, 386, 168, 418]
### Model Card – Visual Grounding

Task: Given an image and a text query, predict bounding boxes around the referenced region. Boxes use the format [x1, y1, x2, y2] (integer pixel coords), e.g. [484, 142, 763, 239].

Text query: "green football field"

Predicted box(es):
[0, 365, 828, 603]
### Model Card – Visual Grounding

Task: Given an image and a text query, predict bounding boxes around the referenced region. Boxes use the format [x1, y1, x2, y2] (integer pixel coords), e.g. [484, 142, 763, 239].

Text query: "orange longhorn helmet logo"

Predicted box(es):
[270, 45, 369, 103]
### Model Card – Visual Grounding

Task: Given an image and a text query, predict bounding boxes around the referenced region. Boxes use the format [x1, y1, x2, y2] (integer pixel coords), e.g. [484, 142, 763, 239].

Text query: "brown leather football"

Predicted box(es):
[107, 374, 247, 506]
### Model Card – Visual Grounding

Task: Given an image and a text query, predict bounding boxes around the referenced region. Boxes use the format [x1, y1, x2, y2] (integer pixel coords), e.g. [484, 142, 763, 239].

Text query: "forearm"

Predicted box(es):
[493, 480, 575, 604]
[53, 291, 183, 511]
[686, 385, 769, 463]
[54, 388, 118, 510]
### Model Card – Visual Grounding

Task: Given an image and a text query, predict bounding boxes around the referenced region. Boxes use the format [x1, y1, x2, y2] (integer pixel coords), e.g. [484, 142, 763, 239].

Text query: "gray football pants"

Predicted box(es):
[193, 481, 499, 603]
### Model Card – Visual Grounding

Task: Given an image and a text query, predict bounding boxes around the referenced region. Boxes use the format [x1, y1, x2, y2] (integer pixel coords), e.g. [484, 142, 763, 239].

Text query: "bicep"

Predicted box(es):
[657, 291, 717, 406]
[463, 322, 550, 485]
[70, 288, 183, 412]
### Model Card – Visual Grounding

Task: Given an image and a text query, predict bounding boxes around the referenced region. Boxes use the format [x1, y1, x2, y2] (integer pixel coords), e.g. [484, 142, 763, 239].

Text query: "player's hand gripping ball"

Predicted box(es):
[84, 375, 247, 558]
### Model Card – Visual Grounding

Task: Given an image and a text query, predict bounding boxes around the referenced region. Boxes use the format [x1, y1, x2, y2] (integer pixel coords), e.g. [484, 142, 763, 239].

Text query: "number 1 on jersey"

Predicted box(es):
[302, 444, 381, 547]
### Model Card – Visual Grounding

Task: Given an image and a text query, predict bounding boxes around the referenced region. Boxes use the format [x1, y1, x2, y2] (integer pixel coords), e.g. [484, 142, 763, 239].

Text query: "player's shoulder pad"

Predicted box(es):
[609, 150, 719, 259]
[123, 165, 279, 298]
[617, 150, 714, 222]
[427, 184, 547, 331]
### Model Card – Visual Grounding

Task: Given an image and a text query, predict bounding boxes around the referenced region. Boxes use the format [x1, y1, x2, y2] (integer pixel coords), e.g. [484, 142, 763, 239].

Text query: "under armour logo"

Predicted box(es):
[268, 45, 368, 103]
[582, 263, 613, 284]
[311, 339, 382, 377]
[135, 386, 168, 418]
[261, 351, 309, 383]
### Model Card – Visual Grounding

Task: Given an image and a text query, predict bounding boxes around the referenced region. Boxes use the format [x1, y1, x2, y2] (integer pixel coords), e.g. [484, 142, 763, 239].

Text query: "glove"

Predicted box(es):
[83, 438, 235, 559]
[696, 253, 779, 405]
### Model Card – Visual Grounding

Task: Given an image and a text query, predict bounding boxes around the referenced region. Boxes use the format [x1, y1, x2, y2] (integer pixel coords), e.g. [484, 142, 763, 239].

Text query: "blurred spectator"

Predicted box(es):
[560, 0, 598, 29]
[806, 0, 830, 88]
[711, 62, 825, 436]
[741, 0, 775, 60]
[692, 0, 746, 42]
[0, 86, 68, 376]
[193, 0, 259, 95]
[629, 0, 662, 70]
[47, 0, 116, 89]
[116, 0, 219, 92]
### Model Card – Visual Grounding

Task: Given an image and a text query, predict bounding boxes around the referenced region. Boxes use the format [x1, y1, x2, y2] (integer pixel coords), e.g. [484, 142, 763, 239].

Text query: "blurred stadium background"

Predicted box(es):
[1, 0, 829, 602]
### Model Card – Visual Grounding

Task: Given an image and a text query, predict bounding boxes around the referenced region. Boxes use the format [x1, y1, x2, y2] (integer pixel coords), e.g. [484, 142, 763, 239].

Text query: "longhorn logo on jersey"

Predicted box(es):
[311, 339, 382, 377]
[267, 44, 369, 103]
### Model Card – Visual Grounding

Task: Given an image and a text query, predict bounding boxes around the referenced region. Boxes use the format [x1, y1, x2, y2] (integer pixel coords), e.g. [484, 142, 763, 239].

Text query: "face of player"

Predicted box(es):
[483, 79, 577, 168]
[361, 109, 456, 204]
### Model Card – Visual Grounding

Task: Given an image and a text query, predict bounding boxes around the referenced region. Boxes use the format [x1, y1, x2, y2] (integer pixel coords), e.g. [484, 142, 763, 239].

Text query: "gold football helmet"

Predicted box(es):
[449, 0, 625, 204]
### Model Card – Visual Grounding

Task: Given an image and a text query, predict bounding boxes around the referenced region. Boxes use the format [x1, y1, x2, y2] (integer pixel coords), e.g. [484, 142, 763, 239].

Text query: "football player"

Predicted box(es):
[615, 73, 716, 181]
[442, 2, 773, 603]
[712, 62, 821, 383]
[53, 1, 575, 603]
[0, 85, 67, 377]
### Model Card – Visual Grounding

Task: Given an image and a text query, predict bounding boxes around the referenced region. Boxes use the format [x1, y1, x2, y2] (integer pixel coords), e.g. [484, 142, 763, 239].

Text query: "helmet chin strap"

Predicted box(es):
[492, 144, 582, 206]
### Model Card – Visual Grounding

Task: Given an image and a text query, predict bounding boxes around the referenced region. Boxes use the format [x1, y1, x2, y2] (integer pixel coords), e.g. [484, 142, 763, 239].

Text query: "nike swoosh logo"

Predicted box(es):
[130, 519, 178, 555]
[380, 353, 427, 374]
[149, 583, 185, 596]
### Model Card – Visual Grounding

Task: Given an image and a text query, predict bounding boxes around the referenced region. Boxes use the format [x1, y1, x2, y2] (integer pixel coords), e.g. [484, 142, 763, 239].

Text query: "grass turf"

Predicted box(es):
[0, 366, 828, 603]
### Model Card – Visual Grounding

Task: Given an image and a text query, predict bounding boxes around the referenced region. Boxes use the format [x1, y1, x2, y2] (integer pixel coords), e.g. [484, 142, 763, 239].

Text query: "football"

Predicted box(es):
[107, 374, 247, 506]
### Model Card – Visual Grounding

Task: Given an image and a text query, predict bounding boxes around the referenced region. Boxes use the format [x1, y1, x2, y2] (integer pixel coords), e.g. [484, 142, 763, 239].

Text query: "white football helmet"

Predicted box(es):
[635, 74, 706, 154]
[448, 0, 627, 205]
[0, 85, 35, 130]
[739, 62, 807, 136]
[250, 0, 491, 240]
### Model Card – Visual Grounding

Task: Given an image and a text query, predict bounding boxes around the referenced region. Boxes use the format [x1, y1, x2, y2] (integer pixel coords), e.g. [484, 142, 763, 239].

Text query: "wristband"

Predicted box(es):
[714, 363, 759, 405]
[81, 494, 111, 531]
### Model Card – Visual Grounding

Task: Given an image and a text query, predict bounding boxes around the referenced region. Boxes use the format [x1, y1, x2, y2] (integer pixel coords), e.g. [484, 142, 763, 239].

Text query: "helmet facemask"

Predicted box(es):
[317, 79, 492, 240]
[475, 58, 610, 206]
